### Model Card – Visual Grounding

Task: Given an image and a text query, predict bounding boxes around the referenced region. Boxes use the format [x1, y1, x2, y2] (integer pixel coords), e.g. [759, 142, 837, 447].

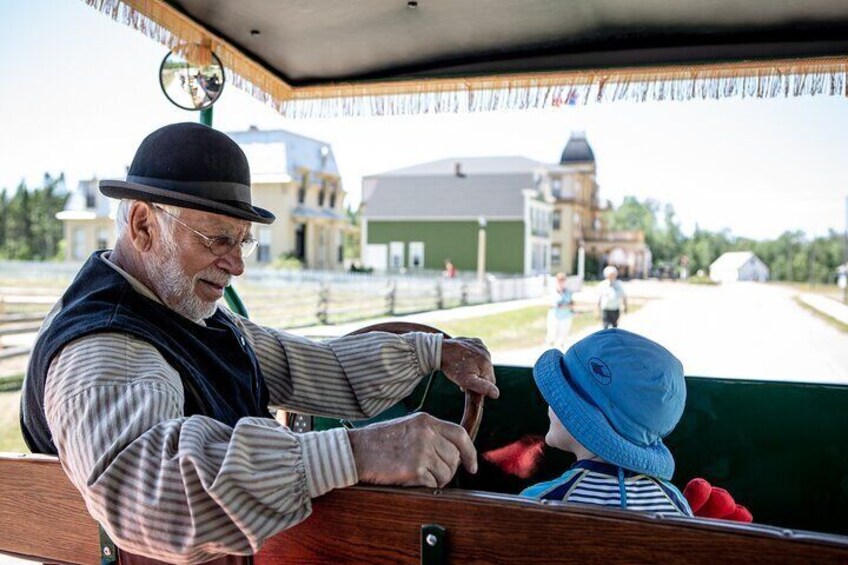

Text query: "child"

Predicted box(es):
[521, 328, 692, 517]
[545, 272, 574, 350]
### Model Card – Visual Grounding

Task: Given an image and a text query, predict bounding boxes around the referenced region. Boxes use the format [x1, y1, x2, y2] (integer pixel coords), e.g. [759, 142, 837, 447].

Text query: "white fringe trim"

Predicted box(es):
[85, 0, 848, 119]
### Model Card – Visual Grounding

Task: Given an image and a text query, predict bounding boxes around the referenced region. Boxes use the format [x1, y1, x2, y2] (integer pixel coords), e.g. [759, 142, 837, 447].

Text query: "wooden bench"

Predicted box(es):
[2, 454, 847, 564]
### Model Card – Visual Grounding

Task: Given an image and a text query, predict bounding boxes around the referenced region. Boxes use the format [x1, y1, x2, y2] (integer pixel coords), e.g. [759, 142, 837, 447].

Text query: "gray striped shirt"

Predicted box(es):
[40, 255, 441, 564]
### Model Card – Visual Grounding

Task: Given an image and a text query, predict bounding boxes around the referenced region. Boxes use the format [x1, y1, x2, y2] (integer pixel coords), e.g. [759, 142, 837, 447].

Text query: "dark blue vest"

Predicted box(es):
[21, 252, 271, 454]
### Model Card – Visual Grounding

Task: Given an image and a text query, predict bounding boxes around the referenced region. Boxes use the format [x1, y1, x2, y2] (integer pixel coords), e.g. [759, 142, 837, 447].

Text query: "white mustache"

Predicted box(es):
[198, 269, 232, 288]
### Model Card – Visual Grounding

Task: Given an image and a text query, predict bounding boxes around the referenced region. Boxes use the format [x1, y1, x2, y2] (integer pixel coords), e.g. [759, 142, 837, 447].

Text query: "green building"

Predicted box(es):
[361, 157, 554, 275]
[360, 134, 651, 278]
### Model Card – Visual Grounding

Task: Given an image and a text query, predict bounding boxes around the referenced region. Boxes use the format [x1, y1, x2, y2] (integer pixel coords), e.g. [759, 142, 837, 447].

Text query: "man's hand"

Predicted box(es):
[348, 413, 477, 487]
[440, 337, 499, 400]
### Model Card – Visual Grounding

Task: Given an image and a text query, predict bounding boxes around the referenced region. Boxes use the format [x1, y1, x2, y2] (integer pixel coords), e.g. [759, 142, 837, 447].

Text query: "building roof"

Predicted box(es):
[363, 157, 544, 220]
[57, 179, 115, 220]
[560, 132, 595, 164]
[709, 251, 764, 271]
[227, 127, 339, 183]
[370, 156, 545, 177]
[291, 205, 347, 221]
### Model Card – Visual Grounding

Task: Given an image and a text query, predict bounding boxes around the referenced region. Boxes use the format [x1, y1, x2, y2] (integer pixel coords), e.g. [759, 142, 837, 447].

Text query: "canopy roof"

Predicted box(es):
[86, 0, 848, 116]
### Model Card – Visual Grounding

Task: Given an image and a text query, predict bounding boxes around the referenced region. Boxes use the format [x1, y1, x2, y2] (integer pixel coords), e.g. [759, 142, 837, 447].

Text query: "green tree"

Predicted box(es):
[606, 196, 846, 283]
[0, 188, 7, 251]
[0, 174, 68, 260]
[344, 205, 361, 265]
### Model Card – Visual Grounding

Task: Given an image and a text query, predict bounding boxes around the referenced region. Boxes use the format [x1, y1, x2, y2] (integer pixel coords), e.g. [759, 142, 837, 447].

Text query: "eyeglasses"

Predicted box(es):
[152, 205, 258, 258]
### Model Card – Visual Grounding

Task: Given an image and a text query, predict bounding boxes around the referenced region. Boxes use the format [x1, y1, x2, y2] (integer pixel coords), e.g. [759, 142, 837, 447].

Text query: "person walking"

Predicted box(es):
[597, 265, 627, 329]
[546, 272, 574, 350]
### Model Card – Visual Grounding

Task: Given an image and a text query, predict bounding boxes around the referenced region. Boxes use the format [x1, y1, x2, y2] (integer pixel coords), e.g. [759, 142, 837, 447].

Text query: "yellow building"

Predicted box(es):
[58, 127, 351, 270]
[542, 133, 651, 278]
[56, 179, 117, 261]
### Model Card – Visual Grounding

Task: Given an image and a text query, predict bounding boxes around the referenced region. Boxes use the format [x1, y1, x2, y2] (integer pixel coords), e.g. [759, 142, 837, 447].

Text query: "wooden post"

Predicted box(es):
[385, 282, 396, 316]
[316, 283, 329, 325]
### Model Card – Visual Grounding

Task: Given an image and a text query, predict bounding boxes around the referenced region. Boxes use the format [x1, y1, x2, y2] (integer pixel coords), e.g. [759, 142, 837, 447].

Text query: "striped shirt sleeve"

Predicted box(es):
[233, 314, 443, 419]
[42, 325, 439, 564]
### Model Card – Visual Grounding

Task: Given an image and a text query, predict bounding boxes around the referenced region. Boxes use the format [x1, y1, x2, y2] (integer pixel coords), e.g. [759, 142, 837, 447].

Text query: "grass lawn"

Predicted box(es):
[0, 390, 27, 453]
[432, 306, 598, 351]
[793, 297, 848, 333]
[778, 282, 845, 301]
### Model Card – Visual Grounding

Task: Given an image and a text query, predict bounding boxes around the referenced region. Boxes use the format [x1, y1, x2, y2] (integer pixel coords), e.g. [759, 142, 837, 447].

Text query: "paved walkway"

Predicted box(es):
[497, 282, 848, 384]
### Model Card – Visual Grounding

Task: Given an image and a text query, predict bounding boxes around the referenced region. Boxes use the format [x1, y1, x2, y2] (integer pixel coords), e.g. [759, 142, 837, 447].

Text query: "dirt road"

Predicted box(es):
[495, 281, 848, 384]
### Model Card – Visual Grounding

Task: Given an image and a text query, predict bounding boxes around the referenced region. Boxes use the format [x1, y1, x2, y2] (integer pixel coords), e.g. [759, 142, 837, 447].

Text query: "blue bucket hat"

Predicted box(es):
[533, 328, 685, 480]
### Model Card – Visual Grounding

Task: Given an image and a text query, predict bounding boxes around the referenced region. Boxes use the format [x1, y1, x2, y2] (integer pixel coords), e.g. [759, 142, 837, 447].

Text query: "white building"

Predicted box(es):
[57, 127, 351, 270]
[709, 251, 770, 283]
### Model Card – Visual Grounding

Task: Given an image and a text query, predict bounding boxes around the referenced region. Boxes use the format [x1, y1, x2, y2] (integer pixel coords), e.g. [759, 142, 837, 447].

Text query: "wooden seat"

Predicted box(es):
[2, 454, 847, 564]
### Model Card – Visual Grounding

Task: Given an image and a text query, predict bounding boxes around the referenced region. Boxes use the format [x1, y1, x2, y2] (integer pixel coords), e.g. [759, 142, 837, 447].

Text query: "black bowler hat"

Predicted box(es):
[100, 122, 275, 224]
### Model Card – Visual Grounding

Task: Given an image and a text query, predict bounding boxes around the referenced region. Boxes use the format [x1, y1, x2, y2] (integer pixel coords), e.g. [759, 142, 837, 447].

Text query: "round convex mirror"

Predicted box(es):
[159, 49, 225, 111]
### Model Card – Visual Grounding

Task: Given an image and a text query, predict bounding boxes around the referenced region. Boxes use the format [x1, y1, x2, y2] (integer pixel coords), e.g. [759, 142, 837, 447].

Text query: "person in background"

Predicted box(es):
[443, 258, 457, 278]
[597, 265, 627, 329]
[546, 272, 574, 350]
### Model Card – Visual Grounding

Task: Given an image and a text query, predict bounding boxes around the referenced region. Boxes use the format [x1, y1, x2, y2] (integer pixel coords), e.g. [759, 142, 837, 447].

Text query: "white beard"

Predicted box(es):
[145, 230, 231, 323]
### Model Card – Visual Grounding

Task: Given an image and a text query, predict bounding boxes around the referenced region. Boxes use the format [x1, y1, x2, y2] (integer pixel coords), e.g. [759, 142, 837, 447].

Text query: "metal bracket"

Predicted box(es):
[99, 524, 118, 565]
[421, 524, 446, 565]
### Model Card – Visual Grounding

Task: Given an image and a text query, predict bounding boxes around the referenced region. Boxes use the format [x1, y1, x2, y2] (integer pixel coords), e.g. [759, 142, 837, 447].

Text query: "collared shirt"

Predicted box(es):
[598, 279, 626, 311]
[520, 460, 692, 517]
[42, 253, 442, 564]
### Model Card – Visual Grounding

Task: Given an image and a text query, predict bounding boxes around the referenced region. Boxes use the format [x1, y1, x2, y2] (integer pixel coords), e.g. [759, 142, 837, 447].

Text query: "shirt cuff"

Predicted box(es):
[299, 428, 359, 498]
[401, 331, 443, 374]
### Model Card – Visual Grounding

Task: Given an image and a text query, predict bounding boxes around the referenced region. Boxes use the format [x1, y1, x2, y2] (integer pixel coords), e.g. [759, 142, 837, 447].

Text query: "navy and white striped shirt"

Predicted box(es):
[521, 460, 692, 517]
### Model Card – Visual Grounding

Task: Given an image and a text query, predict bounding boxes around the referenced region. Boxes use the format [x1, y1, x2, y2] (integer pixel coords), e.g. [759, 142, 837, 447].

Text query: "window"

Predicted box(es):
[318, 179, 326, 206]
[551, 178, 562, 198]
[96, 227, 109, 250]
[409, 241, 424, 270]
[72, 227, 86, 260]
[389, 241, 404, 270]
[256, 226, 272, 263]
[298, 173, 308, 204]
[85, 185, 96, 208]
[552, 244, 562, 267]
[553, 210, 561, 230]
[329, 189, 337, 208]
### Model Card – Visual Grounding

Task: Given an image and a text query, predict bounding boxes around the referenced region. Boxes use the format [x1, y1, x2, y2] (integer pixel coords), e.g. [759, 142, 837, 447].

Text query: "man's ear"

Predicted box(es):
[127, 201, 157, 253]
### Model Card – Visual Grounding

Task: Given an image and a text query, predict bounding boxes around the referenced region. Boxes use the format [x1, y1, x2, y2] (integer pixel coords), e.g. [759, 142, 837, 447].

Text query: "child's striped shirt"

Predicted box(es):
[521, 460, 692, 517]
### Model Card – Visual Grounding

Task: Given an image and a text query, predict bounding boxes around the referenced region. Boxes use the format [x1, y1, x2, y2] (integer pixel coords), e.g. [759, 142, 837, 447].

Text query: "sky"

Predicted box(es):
[1, 1, 847, 241]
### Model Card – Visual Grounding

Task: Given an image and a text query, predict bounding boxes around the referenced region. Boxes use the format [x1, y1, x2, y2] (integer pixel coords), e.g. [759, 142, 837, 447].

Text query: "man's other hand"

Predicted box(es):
[348, 413, 477, 487]
[440, 337, 499, 400]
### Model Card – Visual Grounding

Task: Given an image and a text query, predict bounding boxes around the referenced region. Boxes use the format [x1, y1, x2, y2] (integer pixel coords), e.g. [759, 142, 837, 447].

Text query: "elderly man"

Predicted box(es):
[20, 123, 498, 564]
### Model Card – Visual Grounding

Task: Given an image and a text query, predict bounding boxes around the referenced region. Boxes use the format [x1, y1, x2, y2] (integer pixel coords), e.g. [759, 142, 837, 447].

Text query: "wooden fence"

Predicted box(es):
[0, 272, 548, 360]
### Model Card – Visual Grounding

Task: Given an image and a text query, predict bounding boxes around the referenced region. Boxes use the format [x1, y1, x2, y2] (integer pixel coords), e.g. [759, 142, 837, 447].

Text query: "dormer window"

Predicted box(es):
[298, 173, 308, 204]
[318, 179, 326, 207]
[85, 184, 96, 208]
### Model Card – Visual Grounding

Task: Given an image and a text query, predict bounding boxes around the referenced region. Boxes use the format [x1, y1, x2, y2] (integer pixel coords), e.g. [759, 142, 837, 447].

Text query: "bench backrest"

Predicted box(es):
[2, 454, 847, 564]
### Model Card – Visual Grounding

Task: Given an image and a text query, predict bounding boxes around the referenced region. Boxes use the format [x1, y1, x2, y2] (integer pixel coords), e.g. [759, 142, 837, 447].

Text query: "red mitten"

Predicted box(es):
[698, 487, 736, 518]
[683, 478, 754, 523]
[683, 478, 711, 513]
[726, 505, 753, 523]
[481, 435, 545, 478]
